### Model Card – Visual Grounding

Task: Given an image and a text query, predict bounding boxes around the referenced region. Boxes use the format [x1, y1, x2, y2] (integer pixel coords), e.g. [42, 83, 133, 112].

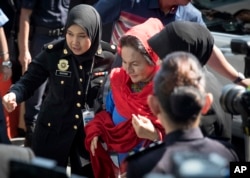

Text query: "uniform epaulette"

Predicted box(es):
[43, 39, 65, 53]
[95, 41, 117, 58]
[100, 40, 117, 54]
[126, 141, 164, 161]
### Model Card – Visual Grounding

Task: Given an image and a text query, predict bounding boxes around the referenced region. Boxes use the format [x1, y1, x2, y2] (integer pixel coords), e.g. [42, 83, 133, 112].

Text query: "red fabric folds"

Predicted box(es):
[85, 68, 164, 178]
[85, 111, 140, 178]
[84, 18, 165, 178]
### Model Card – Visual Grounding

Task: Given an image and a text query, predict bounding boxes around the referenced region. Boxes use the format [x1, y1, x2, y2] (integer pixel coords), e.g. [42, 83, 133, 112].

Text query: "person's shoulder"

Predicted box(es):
[43, 39, 65, 53]
[207, 137, 242, 161]
[179, 3, 203, 16]
[177, 3, 205, 24]
[100, 40, 117, 54]
[126, 141, 165, 162]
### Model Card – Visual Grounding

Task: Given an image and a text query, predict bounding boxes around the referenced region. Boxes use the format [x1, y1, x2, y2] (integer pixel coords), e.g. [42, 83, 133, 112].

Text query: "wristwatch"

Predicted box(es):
[233, 72, 245, 84]
[2, 60, 12, 69]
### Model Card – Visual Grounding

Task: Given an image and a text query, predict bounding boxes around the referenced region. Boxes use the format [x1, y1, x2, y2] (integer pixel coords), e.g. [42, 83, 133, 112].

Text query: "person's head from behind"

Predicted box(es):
[119, 18, 163, 84]
[148, 21, 214, 66]
[65, 4, 101, 56]
[148, 52, 213, 133]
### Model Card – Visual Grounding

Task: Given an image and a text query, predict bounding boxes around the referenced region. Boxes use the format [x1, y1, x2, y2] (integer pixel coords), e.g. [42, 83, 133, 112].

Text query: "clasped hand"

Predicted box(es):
[2, 92, 17, 112]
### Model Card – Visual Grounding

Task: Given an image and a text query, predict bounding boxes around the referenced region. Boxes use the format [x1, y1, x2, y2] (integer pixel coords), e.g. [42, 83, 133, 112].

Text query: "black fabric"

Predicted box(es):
[201, 67, 232, 140]
[148, 21, 214, 66]
[89, 40, 116, 113]
[127, 128, 239, 178]
[65, 4, 102, 61]
[69, 0, 97, 10]
[147, 21, 232, 140]
[68, 0, 113, 43]
[0, 99, 11, 144]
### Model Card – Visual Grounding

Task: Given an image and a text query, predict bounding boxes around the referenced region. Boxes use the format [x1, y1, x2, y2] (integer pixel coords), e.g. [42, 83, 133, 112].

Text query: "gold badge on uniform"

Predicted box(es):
[57, 59, 69, 71]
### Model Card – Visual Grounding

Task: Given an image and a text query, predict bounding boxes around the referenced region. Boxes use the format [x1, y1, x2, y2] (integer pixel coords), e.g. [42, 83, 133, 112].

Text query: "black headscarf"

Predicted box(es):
[148, 21, 214, 66]
[65, 4, 102, 60]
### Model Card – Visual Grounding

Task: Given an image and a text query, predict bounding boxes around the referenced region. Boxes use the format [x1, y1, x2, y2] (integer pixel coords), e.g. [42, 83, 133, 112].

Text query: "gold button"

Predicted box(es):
[48, 44, 53, 49]
[79, 65, 83, 70]
[76, 103, 81, 107]
[80, 78, 83, 82]
[73, 125, 77, 130]
[63, 49, 68, 54]
[77, 91, 81, 95]
[61, 80, 64, 84]
[97, 48, 102, 55]
[75, 114, 79, 119]
[111, 44, 116, 50]
[48, 123, 51, 127]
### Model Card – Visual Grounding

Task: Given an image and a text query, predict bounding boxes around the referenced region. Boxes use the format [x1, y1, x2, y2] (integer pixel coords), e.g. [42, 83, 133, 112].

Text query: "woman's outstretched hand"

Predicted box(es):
[2, 92, 17, 112]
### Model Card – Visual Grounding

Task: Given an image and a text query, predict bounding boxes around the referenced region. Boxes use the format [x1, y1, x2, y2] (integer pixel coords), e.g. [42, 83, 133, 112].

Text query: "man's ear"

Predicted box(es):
[201, 93, 213, 115]
[147, 94, 161, 116]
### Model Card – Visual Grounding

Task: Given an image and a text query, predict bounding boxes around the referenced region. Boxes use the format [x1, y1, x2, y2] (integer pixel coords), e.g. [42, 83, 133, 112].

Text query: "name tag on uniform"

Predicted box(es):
[55, 70, 71, 77]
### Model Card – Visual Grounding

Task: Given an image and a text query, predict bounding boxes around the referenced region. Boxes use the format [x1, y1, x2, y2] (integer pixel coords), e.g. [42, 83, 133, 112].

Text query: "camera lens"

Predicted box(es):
[220, 84, 245, 115]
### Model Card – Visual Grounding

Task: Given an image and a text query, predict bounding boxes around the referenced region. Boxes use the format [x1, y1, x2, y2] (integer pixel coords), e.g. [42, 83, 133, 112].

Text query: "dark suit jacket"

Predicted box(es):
[126, 128, 239, 178]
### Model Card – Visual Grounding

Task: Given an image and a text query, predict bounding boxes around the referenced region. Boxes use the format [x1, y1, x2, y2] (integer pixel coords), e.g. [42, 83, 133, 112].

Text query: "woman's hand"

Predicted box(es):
[2, 92, 17, 112]
[90, 136, 98, 156]
[132, 114, 158, 141]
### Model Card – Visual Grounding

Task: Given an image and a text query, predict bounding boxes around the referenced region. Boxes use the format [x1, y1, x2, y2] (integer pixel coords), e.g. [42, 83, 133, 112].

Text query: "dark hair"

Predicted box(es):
[154, 51, 206, 125]
[120, 35, 154, 65]
[233, 9, 250, 23]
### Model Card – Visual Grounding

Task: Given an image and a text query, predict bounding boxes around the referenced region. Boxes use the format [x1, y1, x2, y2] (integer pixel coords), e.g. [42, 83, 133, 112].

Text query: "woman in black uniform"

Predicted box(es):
[2, 4, 107, 177]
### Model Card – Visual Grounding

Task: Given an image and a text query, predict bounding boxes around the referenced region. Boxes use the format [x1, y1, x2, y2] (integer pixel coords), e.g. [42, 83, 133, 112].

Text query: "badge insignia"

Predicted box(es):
[57, 59, 69, 71]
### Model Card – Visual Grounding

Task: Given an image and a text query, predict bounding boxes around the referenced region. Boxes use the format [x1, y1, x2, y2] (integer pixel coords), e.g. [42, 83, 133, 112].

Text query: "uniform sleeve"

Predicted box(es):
[10, 51, 49, 103]
[0, 9, 9, 26]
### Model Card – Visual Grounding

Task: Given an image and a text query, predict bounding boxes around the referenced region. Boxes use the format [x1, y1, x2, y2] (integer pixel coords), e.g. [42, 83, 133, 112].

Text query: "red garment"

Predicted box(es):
[85, 18, 165, 178]
[85, 111, 140, 178]
[85, 68, 165, 178]
[0, 73, 20, 138]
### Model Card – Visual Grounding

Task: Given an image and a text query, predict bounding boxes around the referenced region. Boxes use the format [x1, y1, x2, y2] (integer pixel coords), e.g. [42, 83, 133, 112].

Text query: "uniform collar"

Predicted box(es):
[164, 127, 204, 146]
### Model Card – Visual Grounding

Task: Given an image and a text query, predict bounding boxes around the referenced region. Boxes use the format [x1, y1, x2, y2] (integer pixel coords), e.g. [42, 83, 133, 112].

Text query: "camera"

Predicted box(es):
[230, 39, 250, 78]
[220, 84, 250, 161]
[220, 84, 250, 116]
[231, 39, 250, 56]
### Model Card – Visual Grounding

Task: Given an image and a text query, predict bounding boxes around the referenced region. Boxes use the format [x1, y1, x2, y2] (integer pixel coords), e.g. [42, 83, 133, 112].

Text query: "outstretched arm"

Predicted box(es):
[207, 45, 250, 87]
